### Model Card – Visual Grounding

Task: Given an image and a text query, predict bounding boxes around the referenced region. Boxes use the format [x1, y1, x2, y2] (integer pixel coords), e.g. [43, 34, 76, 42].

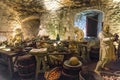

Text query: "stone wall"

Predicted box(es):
[106, 2, 120, 37]
[0, 1, 40, 39]
[0, 2, 18, 37]
[0, 2, 17, 30]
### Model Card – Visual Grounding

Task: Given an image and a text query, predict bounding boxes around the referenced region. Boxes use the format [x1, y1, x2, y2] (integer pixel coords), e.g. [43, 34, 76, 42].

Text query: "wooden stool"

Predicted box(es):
[30, 48, 48, 80]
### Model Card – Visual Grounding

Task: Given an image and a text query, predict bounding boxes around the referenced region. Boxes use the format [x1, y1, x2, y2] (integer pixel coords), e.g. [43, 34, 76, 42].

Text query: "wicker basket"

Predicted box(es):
[44, 67, 61, 80]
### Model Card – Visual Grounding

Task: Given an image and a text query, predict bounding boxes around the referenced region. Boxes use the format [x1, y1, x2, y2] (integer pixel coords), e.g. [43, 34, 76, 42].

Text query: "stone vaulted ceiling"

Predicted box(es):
[0, 0, 106, 16]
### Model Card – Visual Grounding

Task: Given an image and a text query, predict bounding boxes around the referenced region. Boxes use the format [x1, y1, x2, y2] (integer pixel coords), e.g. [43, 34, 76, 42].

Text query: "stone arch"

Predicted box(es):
[21, 16, 40, 39]
[74, 9, 104, 38]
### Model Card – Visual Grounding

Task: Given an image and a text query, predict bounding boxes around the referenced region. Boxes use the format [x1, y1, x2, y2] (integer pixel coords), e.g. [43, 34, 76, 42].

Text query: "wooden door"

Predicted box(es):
[86, 15, 98, 37]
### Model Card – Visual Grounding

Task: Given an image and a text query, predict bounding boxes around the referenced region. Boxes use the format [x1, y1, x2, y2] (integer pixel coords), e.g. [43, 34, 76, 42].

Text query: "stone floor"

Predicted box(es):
[0, 59, 120, 80]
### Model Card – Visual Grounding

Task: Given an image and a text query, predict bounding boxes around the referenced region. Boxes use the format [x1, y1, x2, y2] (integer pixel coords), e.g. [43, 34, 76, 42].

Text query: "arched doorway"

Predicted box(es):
[74, 10, 104, 38]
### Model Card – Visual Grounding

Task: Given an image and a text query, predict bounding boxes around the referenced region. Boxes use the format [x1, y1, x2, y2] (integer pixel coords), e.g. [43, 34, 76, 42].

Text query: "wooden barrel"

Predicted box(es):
[89, 47, 99, 61]
[17, 54, 36, 80]
[62, 60, 82, 80]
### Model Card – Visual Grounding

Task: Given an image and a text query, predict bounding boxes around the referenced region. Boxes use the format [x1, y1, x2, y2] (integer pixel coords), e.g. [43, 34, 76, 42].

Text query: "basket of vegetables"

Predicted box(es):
[44, 67, 61, 80]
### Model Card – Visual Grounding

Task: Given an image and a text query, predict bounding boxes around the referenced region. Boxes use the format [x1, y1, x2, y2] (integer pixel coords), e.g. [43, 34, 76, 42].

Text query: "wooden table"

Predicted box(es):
[0, 49, 22, 80]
